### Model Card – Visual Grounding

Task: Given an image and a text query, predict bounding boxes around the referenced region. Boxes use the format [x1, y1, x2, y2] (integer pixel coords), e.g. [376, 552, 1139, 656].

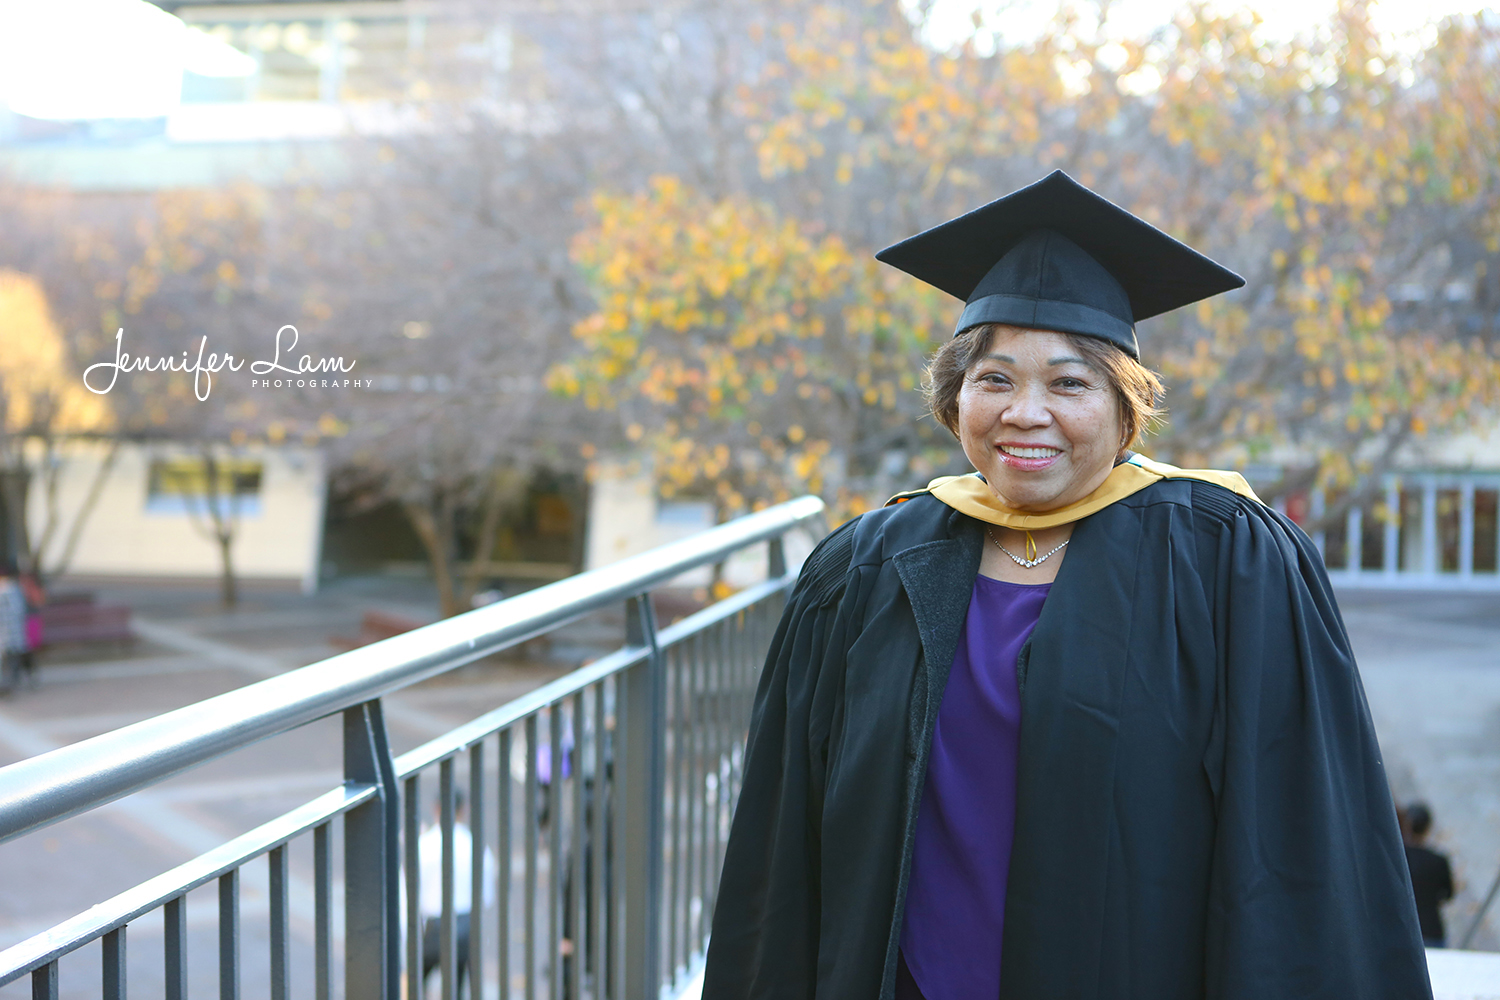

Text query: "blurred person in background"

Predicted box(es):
[1404, 802, 1455, 948]
[0, 561, 30, 694]
[19, 566, 44, 687]
[416, 791, 496, 999]
[703, 172, 1430, 1000]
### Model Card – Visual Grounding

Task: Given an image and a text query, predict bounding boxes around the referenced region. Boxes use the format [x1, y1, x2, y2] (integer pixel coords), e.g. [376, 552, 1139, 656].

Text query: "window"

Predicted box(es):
[145, 458, 263, 517]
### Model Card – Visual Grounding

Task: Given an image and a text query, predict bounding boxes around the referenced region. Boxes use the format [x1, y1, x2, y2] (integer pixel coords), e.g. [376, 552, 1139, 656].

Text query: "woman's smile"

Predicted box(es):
[995, 442, 1064, 470]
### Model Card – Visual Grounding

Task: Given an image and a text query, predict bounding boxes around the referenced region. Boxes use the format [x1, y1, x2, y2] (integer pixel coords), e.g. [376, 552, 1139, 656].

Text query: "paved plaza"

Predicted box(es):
[1344, 589, 1500, 955]
[0, 580, 1498, 998]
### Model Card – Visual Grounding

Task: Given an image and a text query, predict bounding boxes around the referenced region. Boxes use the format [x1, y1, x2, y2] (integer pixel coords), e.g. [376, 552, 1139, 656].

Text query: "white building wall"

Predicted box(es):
[28, 441, 326, 590]
[584, 461, 816, 588]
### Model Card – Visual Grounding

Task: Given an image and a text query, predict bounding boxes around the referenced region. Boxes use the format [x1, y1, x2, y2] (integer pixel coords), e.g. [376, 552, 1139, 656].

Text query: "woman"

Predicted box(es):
[702, 172, 1430, 1000]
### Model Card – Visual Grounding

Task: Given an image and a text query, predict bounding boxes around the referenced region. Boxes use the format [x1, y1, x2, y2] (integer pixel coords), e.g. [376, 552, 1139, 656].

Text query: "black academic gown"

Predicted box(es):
[702, 478, 1431, 1000]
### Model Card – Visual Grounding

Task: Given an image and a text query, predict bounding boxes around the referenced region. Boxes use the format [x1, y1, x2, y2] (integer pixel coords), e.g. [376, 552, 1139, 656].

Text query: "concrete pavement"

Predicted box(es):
[1344, 589, 1500, 954]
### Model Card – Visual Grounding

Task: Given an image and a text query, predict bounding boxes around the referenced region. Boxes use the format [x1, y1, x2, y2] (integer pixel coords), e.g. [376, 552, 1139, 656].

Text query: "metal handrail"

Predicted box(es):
[391, 575, 787, 780]
[0, 783, 376, 977]
[0, 495, 824, 844]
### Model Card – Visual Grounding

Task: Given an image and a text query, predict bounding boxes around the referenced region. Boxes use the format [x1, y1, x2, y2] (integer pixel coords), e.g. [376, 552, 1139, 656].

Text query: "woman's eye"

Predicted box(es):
[1056, 377, 1085, 389]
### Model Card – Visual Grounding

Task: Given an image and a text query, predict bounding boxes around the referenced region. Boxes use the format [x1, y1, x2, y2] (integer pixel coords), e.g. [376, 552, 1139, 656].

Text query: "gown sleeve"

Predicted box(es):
[701, 518, 859, 1000]
[1202, 500, 1433, 999]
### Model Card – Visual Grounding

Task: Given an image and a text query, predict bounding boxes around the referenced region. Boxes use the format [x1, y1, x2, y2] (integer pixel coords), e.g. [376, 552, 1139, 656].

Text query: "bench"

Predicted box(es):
[330, 610, 427, 651]
[37, 597, 134, 647]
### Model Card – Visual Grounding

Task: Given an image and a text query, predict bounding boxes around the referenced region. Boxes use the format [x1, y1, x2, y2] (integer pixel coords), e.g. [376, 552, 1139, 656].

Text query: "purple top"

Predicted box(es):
[897, 574, 1051, 1000]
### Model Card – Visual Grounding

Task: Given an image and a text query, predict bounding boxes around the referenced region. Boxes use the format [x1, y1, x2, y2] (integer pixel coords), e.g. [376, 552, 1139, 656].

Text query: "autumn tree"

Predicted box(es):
[0, 268, 117, 579]
[553, 0, 1500, 523]
[0, 180, 323, 603]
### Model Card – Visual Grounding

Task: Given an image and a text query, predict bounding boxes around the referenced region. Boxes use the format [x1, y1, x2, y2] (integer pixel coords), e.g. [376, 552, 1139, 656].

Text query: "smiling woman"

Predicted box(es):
[922, 324, 1165, 583]
[702, 172, 1433, 1000]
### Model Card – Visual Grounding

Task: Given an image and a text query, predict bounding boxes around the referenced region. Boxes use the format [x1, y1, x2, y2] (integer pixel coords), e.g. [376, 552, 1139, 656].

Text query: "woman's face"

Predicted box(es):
[955, 327, 1123, 512]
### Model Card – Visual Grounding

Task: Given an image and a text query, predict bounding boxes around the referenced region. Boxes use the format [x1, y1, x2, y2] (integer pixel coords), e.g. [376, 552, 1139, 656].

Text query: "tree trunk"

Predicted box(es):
[0, 459, 30, 571]
[43, 437, 122, 584]
[404, 496, 464, 618]
[218, 530, 237, 609]
[459, 470, 513, 610]
[195, 448, 240, 611]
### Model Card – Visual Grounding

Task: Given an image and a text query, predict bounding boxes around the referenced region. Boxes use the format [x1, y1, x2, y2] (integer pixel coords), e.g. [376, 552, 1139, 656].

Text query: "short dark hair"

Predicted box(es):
[1407, 802, 1432, 837]
[923, 324, 1165, 454]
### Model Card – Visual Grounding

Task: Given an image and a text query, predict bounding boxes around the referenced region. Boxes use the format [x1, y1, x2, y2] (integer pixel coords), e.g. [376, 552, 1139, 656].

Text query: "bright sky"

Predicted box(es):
[0, 0, 1491, 121]
[924, 0, 1494, 53]
[0, 0, 253, 121]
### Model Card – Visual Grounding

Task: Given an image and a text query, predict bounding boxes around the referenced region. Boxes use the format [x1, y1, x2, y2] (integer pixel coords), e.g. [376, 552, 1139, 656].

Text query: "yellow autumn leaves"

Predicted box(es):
[550, 173, 950, 514]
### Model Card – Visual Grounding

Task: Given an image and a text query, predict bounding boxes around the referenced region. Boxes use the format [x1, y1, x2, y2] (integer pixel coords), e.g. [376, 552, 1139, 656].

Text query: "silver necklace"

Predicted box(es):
[987, 528, 1068, 569]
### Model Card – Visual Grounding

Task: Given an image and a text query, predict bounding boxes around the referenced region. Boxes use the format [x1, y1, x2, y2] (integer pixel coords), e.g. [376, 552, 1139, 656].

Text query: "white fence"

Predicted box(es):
[1299, 473, 1500, 590]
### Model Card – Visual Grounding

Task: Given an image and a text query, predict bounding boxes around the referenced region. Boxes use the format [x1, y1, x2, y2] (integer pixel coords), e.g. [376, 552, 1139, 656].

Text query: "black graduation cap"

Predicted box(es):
[874, 171, 1244, 359]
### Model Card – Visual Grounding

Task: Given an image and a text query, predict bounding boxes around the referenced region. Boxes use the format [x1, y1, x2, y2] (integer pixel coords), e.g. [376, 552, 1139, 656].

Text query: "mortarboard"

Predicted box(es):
[874, 170, 1244, 359]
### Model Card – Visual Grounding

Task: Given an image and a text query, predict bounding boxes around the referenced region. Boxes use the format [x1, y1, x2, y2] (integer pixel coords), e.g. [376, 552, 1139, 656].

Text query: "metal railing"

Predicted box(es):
[1305, 473, 1500, 590]
[0, 496, 825, 1000]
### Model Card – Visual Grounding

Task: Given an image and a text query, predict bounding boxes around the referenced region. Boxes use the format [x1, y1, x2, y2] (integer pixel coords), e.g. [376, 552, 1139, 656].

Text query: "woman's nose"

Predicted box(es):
[1001, 385, 1052, 427]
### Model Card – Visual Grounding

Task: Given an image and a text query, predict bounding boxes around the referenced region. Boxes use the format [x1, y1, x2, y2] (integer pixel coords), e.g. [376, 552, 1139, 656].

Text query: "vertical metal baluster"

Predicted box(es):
[499, 729, 513, 1000]
[440, 757, 458, 1000]
[709, 619, 728, 916]
[570, 693, 586, 1000]
[549, 705, 564, 1000]
[749, 604, 766, 762]
[704, 623, 721, 925]
[103, 925, 126, 1000]
[731, 610, 747, 802]
[661, 646, 674, 985]
[732, 610, 746, 799]
[525, 714, 539, 1000]
[165, 895, 187, 1000]
[611, 672, 629, 1000]
[591, 684, 607, 1000]
[220, 868, 240, 1000]
[404, 775, 422, 1000]
[669, 644, 684, 981]
[31, 960, 58, 1000]
[694, 633, 709, 956]
[270, 846, 290, 1000]
[682, 637, 698, 966]
[314, 822, 332, 1000]
[470, 741, 487, 1000]
[724, 614, 738, 869]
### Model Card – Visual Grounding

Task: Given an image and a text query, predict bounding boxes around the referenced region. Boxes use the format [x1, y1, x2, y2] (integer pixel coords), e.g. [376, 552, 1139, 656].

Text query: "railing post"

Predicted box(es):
[343, 700, 399, 1000]
[1421, 477, 1439, 577]
[768, 534, 791, 623]
[1347, 505, 1363, 575]
[1460, 479, 1476, 580]
[1383, 478, 1400, 577]
[623, 595, 665, 1000]
[768, 535, 787, 579]
[1310, 489, 1326, 559]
